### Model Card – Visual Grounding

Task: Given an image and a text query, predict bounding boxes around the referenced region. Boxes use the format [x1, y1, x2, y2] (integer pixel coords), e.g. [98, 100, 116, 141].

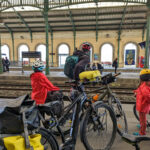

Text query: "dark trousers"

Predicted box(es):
[115, 67, 117, 74]
[6, 65, 9, 71]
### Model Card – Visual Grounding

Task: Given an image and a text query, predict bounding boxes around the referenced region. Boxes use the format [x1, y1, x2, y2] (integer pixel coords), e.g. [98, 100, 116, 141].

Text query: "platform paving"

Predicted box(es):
[0, 70, 140, 79]
[56, 104, 150, 150]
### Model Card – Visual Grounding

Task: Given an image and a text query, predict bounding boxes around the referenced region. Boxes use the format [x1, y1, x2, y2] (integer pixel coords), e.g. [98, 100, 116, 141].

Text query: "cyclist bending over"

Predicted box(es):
[30, 60, 60, 104]
[73, 42, 91, 81]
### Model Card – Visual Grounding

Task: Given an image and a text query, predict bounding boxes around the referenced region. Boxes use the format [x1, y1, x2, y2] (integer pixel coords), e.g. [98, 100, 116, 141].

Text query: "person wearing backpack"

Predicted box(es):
[30, 60, 60, 104]
[64, 43, 91, 81]
[73, 43, 91, 81]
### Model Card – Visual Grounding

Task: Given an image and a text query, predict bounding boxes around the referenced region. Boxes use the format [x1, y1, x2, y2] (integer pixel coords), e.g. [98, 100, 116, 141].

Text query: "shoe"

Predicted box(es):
[133, 132, 140, 136]
[136, 124, 140, 129]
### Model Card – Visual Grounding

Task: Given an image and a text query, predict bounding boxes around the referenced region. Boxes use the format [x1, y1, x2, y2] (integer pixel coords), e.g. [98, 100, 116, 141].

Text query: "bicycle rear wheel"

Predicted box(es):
[109, 96, 128, 135]
[80, 102, 117, 150]
[37, 128, 59, 150]
[48, 96, 73, 136]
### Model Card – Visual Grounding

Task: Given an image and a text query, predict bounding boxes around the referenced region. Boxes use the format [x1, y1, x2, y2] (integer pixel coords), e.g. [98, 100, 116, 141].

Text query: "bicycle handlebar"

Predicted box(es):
[65, 72, 121, 86]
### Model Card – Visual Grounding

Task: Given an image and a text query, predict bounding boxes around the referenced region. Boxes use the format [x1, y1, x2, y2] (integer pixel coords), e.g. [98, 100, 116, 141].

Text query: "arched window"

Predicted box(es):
[124, 43, 137, 68]
[36, 44, 46, 63]
[18, 44, 29, 65]
[100, 43, 113, 67]
[80, 42, 93, 62]
[1, 45, 10, 59]
[58, 44, 69, 67]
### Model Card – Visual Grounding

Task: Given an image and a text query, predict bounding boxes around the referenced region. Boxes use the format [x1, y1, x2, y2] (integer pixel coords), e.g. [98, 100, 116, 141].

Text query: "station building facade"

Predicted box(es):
[1, 29, 145, 68]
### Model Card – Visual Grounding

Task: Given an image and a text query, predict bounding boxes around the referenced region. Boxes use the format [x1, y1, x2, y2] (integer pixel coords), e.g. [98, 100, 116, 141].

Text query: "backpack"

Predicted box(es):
[64, 55, 79, 79]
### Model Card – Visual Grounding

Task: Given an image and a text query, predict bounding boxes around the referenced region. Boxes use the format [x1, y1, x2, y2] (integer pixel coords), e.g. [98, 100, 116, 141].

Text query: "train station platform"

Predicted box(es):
[0, 70, 139, 101]
[1, 70, 150, 149]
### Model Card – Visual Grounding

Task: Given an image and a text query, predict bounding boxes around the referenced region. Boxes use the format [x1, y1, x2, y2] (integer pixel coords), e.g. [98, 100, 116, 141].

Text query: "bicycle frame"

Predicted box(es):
[57, 84, 88, 150]
[87, 83, 114, 104]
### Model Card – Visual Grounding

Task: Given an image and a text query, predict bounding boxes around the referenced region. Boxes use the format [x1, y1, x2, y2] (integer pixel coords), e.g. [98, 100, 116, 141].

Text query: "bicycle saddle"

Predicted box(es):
[122, 133, 150, 144]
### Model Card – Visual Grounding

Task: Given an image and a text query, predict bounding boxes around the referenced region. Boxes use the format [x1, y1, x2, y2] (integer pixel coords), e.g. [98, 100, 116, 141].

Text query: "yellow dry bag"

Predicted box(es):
[3, 134, 44, 150]
[79, 70, 101, 82]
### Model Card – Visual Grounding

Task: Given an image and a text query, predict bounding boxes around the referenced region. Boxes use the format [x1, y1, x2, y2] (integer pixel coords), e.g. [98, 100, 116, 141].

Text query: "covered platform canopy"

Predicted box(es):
[0, 0, 150, 74]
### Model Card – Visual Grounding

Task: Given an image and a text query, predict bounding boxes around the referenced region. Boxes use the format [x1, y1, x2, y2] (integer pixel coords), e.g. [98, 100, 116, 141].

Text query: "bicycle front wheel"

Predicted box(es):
[80, 102, 117, 150]
[37, 128, 59, 150]
[109, 96, 128, 135]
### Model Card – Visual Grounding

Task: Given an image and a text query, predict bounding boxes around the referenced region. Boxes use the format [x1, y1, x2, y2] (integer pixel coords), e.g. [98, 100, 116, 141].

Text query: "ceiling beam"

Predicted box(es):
[1, 10, 146, 19]
[2, 0, 33, 42]
[2, 17, 146, 24]
[0, 22, 144, 29]
[117, 1, 128, 66]
[0, 27, 144, 33]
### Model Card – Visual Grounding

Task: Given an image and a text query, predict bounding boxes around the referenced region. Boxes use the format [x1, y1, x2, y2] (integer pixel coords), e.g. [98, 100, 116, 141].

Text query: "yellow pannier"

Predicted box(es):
[79, 70, 101, 82]
[3, 134, 44, 150]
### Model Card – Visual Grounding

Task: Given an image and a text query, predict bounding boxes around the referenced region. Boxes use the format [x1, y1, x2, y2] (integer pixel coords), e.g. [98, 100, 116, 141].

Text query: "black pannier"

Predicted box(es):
[0, 95, 40, 134]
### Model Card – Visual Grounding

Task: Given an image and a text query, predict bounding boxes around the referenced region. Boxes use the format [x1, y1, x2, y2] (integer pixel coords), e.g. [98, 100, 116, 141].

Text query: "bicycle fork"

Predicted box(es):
[59, 101, 81, 150]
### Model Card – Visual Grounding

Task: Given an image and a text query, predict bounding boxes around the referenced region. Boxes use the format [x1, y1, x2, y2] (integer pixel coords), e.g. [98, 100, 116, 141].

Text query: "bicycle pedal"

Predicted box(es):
[59, 143, 74, 150]
[59, 138, 74, 150]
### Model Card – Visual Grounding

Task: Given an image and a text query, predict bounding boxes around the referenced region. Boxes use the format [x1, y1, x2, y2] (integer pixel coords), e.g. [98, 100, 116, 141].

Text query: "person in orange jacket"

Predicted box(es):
[30, 60, 59, 104]
[134, 69, 150, 135]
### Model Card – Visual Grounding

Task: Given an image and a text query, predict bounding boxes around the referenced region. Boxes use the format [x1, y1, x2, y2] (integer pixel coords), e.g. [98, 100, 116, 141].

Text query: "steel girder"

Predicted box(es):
[0, 0, 148, 12]
[117, 1, 128, 66]
[68, 6, 76, 51]
[1, 0, 33, 42]
[42, 11, 54, 66]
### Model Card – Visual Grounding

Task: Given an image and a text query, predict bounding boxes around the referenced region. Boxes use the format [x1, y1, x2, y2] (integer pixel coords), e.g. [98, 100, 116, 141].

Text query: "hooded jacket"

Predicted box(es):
[134, 82, 150, 113]
[30, 72, 59, 104]
[73, 50, 90, 81]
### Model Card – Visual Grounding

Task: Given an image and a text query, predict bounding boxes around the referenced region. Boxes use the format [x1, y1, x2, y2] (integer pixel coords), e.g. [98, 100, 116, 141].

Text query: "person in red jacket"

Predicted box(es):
[30, 60, 59, 104]
[134, 69, 150, 135]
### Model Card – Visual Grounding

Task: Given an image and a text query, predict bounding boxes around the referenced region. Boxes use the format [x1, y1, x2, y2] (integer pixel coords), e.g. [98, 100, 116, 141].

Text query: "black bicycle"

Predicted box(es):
[42, 80, 117, 150]
[87, 73, 128, 135]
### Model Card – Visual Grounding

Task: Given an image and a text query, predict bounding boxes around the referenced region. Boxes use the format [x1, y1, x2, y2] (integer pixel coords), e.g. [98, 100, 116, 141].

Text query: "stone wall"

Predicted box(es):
[1, 29, 145, 67]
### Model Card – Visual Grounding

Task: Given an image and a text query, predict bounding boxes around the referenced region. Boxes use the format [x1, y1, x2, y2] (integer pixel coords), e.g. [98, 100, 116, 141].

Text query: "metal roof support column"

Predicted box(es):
[68, 8, 76, 51]
[41, 11, 53, 66]
[44, 0, 49, 75]
[142, 23, 146, 41]
[50, 31, 54, 66]
[144, 10, 150, 68]
[0, 35, 3, 73]
[94, 1, 98, 41]
[117, 2, 128, 68]
[0, 8, 2, 73]
[4, 23, 15, 62]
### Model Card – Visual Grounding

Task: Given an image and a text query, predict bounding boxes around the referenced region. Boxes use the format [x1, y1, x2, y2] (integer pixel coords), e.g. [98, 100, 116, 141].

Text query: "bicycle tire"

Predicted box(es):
[109, 96, 128, 135]
[37, 128, 59, 150]
[48, 97, 73, 136]
[133, 104, 150, 127]
[80, 102, 117, 150]
[133, 104, 139, 121]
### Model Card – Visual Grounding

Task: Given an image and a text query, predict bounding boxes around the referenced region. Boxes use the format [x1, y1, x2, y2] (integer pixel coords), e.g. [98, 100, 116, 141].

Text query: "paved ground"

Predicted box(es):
[56, 104, 150, 150]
